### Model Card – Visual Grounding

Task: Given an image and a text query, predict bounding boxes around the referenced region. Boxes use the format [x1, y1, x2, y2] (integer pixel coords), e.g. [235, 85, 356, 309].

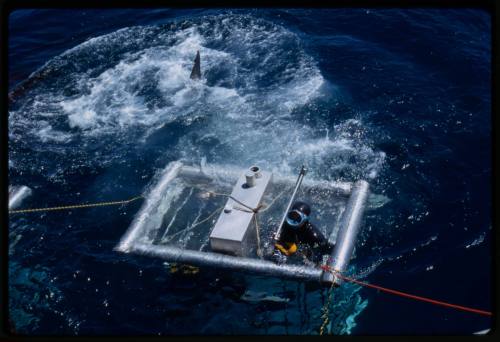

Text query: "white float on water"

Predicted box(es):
[9, 185, 32, 210]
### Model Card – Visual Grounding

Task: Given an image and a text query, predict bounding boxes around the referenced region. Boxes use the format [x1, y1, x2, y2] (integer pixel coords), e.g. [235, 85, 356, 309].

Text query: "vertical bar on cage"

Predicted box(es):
[321, 180, 369, 285]
[273, 165, 308, 242]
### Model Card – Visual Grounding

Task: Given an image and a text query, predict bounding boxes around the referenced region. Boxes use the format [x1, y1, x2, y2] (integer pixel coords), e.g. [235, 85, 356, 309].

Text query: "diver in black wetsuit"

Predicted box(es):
[275, 201, 333, 259]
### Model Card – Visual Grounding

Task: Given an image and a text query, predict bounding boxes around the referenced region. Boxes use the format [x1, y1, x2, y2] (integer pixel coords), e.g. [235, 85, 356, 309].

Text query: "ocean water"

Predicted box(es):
[7, 8, 491, 335]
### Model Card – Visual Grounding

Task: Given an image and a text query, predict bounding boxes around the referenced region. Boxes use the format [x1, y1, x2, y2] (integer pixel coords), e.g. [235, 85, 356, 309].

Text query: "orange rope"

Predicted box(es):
[321, 265, 492, 317]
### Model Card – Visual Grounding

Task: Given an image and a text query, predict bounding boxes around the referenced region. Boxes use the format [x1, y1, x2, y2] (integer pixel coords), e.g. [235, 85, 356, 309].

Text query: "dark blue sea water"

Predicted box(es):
[8, 8, 491, 335]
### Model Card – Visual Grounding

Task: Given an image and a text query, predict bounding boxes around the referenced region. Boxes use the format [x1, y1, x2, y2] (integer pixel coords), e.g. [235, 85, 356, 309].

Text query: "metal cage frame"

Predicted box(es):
[115, 161, 369, 285]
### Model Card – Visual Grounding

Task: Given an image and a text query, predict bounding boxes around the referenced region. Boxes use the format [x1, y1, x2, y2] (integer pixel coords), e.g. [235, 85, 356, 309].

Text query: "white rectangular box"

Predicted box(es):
[209, 167, 272, 256]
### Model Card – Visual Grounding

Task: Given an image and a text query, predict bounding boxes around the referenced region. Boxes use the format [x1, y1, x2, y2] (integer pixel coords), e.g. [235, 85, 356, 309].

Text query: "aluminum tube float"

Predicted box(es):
[130, 243, 323, 282]
[8, 185, 32, 210]
[473, 329, 490, 335]
[179, 164, 352, 196]
[321, 180, 369, 285]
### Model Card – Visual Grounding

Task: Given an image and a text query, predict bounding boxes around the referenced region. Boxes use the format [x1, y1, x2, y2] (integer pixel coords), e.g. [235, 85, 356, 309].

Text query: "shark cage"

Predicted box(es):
[115, 160, 370, 286]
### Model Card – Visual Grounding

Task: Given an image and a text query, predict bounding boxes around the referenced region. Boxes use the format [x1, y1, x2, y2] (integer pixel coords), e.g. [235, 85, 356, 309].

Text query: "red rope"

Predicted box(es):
[320, 265, 492, 317]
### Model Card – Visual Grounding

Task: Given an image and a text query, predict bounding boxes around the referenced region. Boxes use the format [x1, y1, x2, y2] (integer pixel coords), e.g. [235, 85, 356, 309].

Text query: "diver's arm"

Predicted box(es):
[303, 222, 333, 251]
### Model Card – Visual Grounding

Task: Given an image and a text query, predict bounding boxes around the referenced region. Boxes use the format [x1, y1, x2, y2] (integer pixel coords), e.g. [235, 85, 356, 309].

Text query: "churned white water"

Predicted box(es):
[9, 14, 385, 182]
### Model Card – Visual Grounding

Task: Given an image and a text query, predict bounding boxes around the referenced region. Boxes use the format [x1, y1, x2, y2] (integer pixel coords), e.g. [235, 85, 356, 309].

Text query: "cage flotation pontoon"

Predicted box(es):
[8, 185, 32, 210]
[115, 161, 370, 286]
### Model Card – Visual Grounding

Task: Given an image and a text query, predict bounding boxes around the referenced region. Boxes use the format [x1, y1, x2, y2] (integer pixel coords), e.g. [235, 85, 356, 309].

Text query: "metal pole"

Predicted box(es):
[178, 164, 352, 195]
[273, 165, 308, 242]
[128, 243, 323, 282]
[8, 186, 32, 210]
[321, 180, 369, 285]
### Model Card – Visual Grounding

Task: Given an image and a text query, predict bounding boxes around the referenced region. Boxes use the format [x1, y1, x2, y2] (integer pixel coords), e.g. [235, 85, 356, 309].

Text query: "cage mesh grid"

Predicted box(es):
[133, 173, 349, 266]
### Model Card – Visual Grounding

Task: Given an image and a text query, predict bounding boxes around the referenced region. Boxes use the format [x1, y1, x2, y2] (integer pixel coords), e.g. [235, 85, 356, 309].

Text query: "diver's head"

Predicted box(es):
[285, 201, 311, 229]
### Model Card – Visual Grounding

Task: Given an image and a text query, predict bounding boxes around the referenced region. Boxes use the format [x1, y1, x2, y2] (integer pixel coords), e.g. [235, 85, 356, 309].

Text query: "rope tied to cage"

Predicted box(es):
[319, 280, 335, 335]
[320, 264, 492, 317]
[8, 195, 144, 214]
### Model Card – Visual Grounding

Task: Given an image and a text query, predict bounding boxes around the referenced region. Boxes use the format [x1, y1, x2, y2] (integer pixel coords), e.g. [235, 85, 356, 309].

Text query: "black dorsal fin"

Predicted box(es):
[190, 50, 201, 80]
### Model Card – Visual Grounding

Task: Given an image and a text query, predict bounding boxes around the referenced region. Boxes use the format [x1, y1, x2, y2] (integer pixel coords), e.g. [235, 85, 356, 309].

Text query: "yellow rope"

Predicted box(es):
[9, 195, 143, 214]
[163, 205, 225, 243]
[253, 214, 263, 258]
[319, 281, 335, 335]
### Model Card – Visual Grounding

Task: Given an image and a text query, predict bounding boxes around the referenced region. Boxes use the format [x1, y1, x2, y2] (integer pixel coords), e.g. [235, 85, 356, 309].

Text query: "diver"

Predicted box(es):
[275, 201, 333, 261]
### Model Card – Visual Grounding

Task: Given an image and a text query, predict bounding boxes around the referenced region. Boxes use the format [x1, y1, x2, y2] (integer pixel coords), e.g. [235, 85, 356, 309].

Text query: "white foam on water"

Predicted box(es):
[36, 121, 73, 143]
[10, 14, 385, 181]
[465, 232, 485, 249]
[56, 27, 246, 137]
